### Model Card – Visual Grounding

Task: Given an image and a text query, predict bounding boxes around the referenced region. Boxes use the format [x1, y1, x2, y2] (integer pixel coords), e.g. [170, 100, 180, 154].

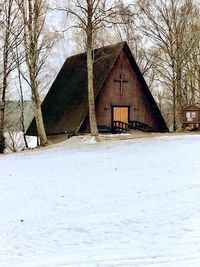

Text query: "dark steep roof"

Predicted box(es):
[26, 42, 168, 136]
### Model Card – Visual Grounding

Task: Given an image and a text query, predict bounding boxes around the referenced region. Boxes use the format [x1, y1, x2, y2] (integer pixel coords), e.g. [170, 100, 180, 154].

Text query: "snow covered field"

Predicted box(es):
[1, 134, 200, 267]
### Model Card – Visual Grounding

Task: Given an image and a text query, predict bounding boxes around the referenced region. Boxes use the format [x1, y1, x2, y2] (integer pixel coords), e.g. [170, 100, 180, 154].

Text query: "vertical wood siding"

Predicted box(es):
[94, 49, 158, 129]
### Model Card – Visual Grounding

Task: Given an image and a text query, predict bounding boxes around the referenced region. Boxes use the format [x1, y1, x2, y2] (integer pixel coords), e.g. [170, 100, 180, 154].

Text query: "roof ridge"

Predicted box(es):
[65, 41, 126, 60]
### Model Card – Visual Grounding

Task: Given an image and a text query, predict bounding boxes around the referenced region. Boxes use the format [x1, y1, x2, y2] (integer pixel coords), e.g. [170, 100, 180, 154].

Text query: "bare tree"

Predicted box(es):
[181, 10, 200, 106]
[56, 0, 132, 138]
[17, 0, 57, 146]
[0, 0, 22, 153]
[136, 0, 200, 131]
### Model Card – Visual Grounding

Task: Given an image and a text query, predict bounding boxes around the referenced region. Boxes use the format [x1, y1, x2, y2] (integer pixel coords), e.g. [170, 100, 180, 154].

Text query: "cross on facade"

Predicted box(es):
[114, 74, 128, 95]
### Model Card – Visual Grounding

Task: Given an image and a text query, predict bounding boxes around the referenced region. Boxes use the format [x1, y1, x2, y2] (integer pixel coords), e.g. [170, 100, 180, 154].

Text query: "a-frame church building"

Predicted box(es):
[26, 42, 168, 141]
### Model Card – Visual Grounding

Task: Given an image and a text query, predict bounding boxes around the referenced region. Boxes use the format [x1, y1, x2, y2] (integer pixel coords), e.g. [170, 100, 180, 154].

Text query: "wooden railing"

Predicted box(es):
[112, 121, 130, 133]
[129, 120, 155, 132]
[112, 120, 155, 133]
[97, 125, 111, 133]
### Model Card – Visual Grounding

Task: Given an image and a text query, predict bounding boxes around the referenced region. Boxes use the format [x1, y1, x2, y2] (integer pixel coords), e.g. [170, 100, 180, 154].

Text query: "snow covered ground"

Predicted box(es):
[1, 134, 200, 267]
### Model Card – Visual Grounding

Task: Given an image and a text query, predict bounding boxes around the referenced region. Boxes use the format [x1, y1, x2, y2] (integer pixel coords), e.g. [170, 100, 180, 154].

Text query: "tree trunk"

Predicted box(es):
[176, 67, 183, 129]
[25, 0, 48, 146]
[0, 74, 7, 153]
[172, 69, 177, 132]
[86, 1, 99, 137]
[17, 67, 29, 149]
[31, 76, 48, 146]
[172, 85, 176, 132]
[0, 0, 13, 153]
[34, 104, 47, 146]
[0, 75, 7, 133]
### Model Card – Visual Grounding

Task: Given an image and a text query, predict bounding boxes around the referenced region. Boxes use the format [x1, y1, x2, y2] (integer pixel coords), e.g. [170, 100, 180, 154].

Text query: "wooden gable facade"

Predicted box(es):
[26, 42, 168, 140]
[80, 47, 164, 133]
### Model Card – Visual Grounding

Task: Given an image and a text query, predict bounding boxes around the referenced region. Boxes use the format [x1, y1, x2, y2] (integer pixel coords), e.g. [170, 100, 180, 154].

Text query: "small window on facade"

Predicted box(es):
[191, 112, 196, 118]
[186, 112, 191, 118]
[186, 111, 197, 122]
[186, 112, 192, 122]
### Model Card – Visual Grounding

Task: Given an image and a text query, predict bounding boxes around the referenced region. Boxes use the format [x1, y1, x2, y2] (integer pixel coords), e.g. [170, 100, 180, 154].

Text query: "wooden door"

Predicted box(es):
[113, 107, 129, 123]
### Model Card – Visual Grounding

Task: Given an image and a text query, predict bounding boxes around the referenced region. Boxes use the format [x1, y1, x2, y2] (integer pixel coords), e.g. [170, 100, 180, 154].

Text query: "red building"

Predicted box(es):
[182, 105, 200, 131]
